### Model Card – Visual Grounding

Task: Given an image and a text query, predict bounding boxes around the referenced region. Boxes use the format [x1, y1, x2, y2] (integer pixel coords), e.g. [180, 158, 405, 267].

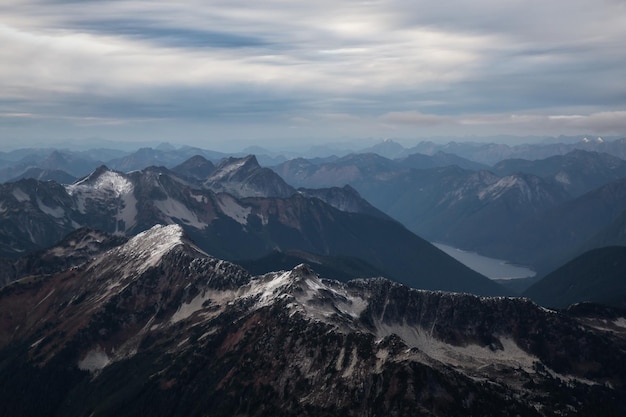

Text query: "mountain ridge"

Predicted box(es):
[0, 160, 502, 296]
[1, 225, 625, 416]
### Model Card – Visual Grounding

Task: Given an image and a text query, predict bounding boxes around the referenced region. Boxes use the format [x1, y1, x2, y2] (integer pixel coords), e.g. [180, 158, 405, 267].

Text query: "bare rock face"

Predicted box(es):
[1, 226, 625, 416]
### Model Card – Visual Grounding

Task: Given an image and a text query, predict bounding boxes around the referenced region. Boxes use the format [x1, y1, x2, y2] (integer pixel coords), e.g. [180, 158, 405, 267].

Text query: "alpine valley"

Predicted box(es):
[1, 137, 626, 416]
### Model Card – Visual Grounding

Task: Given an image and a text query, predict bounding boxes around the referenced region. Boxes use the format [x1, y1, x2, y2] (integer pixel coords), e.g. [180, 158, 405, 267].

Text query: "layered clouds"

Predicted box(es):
[1, 0, 625, 146]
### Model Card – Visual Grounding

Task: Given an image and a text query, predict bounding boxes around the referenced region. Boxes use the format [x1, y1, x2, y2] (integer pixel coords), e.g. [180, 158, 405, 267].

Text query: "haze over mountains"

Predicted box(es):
[2, 136, 626, 299]
[272, 141, 626, 275]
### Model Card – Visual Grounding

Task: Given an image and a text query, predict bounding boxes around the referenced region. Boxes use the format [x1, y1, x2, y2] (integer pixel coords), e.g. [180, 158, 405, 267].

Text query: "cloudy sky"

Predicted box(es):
[1, 0, 625, 149]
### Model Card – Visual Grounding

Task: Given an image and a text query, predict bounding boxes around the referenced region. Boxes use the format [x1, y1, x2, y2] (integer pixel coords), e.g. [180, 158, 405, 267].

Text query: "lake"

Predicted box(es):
[433, 242, 536, 280]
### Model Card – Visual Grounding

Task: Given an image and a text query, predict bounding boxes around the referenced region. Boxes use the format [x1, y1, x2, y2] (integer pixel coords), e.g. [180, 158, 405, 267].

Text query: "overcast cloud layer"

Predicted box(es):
[1, 0, 625, 148]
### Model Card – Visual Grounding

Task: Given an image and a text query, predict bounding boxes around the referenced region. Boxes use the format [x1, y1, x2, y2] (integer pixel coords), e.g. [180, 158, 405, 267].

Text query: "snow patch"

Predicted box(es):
[216, 194, 251, 225]
[111, 224, 185, 275]
[375, 348, 389, 373]
[342, 347, 358, 378]
[335, 347, 346, 372]
[37, 198, 65, 218]
[242, 267, 369, 325]
[116, 191, 137, 232]
[253, 271, 293, 306]
[614, 318, 626, 328]
[478, 176, 533, 202]
[154, 197, 207, 229]
[210, 158, 248, 181]
[190, 193, 206, 203]
[375, 321, 537, 372]
[30, 337, 45, 349]
[12, 188, 30, 202]
[298, 275, 368, 320]
[67, 170, 132, 197]
[78, 347, 110, 372]
[171, 292, 212, 323]
[34, 289, 55, 308]
[66, 170, 134, 215]
[555, 171, 571, 185]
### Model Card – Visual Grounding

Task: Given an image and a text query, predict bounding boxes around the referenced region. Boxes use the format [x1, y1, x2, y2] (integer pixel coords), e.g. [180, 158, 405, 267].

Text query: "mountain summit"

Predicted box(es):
[204, 155, 295, 198]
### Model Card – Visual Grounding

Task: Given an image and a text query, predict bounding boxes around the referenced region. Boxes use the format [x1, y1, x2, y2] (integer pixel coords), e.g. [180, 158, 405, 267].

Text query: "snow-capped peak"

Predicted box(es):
[66, 167, 133, 198]
[117, 224, 185, 271]
[89, 224, 186, 278]
[243, 264, 369, 324]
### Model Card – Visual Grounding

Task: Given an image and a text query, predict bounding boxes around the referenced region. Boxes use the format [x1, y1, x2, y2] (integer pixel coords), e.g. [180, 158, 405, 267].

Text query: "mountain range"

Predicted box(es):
[1, 224, 625, 416]
[2, 144, 626, 297]
[2, 137, 626, 415]
[4, 136, 626, 183]
[0, 155, 502, 296]
[273, 149, 626, 273]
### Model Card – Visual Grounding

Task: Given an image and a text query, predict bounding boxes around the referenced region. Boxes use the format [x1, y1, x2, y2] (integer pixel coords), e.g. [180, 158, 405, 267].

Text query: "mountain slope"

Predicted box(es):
[584, 210, 626, 249]
[204, 155, 295, 198]
[9, 167, 77, 184]
[404, 137, 626, 165]
[521, 178, 626, 272]
[354, 167, 569, 263]
[229, 194, 504, 295]
[493, 150, 626, 197]
[297, 185, 393, 220]
[237, 249, 385, 281]
[274, 155, 574, 267]
[0, 149, 102, 183]
[272, 153, 399, 188]
[1, 227, 625, 416]
[277, 150, 626, 271]
[170, 155, 216, 183]
[0, 178, 82, 257]
[0, 228, 126, 287]
[524, 246, 626, 308]
[398, 150, 489, 171]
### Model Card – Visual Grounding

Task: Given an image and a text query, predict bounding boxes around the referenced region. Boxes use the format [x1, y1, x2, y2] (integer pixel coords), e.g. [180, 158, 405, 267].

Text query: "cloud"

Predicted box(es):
[0, 0, 625, 145]
[379, 112, 451, 126]
[457, 111, 626, 135]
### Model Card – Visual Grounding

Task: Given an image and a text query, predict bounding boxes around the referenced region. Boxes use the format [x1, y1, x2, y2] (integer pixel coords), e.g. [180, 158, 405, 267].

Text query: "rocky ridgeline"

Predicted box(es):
[0, 225, 624, 416]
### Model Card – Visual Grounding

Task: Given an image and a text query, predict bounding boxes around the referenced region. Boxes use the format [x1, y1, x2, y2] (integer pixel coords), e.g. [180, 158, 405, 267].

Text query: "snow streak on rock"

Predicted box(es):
[88, 224, 185, 281]
[216, 194, 251, 225]
[116, 224, 185, 274]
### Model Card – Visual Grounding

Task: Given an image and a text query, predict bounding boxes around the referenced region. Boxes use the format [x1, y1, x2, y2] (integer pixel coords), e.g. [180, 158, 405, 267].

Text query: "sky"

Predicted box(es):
[1, 0, 626, 150]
